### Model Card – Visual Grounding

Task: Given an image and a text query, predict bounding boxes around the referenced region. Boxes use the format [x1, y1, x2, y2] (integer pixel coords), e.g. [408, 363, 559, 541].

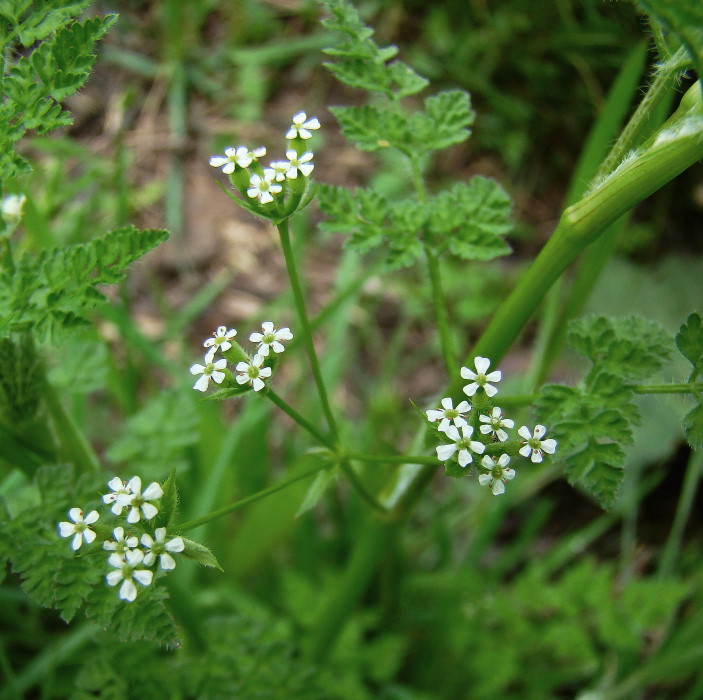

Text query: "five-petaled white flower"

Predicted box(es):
[426, 397, 471, 433]
[284, 150, 314, 178]
[209, 146, 253, 174]
[103, 526, 138, 555]
[478, 454, 515, 495]
[204, 326, 237, 360]
[190, 356, 227, 392]
[106, 549, 153, 602]
[461, 356, 502, 398]
[269, 160, 290, 182]
[141, 528, 185, 571]
[249, 322, 293, 357]
[235, 354, 272, 392]
[124, 476, 163, 523]
[102, 476, 133, 515]
[436, 424, 486, 467]
[479, 407, 515, 442]
[518, 425, 557, 463]
[286, 112, 320, 140]
[247, 169, 282, 204]
[58, 508, 100, 551]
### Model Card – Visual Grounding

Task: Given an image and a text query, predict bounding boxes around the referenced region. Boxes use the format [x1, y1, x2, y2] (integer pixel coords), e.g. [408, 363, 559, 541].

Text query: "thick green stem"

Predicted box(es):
[265, 389, 334, 449]
[178, 465, 325, 532]
[277, 219, 339, 443]
[658, 449, 703, 578]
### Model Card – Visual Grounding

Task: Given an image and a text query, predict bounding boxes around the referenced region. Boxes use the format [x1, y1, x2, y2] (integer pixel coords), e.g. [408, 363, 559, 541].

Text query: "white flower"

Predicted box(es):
[235, 354, 272, 392]
[286, 112, 320, 140]
[518, 425, 558, 463]
[269, 160, 290, 182]
[106, 549, 153, 602]
[436, 424, 486, 467]
[247, 169, 282, 204]
[478, 454, 515, 495]
[249, 321, 293, 356]
[209, 146, 253, 174]
[461, 356, 502, 397]
[141, 528, 185, 571]
[190, 356, 227, 392]
[250, 146, 267, 160]
[1, 193, 26, 223]
[124, 476, 163, 523]
[58, 508, 100, 551]
[479, 407, 515, 442]
[203, 326, 237, 359]
[101, 476, 134, 515]
[103, 526, 139, 554]
[426, 397, 471, 433]
[284, 150, 314, 178]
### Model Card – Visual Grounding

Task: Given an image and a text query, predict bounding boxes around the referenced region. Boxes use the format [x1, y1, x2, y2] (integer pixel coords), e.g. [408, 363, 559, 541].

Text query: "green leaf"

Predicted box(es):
[427, 177, 513, 261]
[568, 314, 672, 382]
[415, 90, 475, 153]
[296, 468, 338, 517]
[180, 537, 223, 571]
[0, 335, 43, 423]
[329, 104, 408, 153]
[675, 312, 703, 371]
[0, 226, 168, 341]
[155, 473, 179, 531]
[321, 0, 427, 99]
[567, 442, 626, 509]
[683, 403, 703, 449]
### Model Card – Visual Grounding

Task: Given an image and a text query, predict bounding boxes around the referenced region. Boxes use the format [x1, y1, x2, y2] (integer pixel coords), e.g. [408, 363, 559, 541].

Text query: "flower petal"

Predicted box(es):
[119, 579, 137, 602]
[517, 426, 532, 441]
[140, 503, 159, 520]
[133, 569, 153, 587]
[436, 444, 457, 461]
[160, 553, 177, 570]
[541, 439, 557, 454]
[474, 356, 491, 374]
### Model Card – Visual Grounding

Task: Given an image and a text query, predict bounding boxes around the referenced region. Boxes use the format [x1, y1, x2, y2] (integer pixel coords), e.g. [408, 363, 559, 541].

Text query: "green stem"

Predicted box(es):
[425, 246, 458, 373]
[632, 383, 703, 395]
[178, 465, 325, 533]
[658, 449, 703, 578]
[347, 452, 439, 466]
[277, 219, 339, 442]
[42, 379, 100, 473]
[339, 459, 387, 514]
[305, 517, 392, 661]
[265, 389, 334, 449]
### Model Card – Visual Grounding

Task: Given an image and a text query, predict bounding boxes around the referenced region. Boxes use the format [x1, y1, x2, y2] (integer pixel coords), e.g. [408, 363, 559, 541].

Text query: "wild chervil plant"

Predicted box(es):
[2, 0, 703, 697]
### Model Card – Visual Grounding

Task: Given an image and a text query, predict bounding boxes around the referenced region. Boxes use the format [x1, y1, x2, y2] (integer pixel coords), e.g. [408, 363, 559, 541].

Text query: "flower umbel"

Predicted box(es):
[235, 354, 272, 392]
[190, 356, 227, 392]
[461, 356, 502, 397]
[58, 508, 99, 551]
[426, 397, 471, 433]
[478, 454, 515, 495]
[286, 112, 320, 140]
[436, 424, 486, 467]
[106, 549, 153, 602]
[479, 406, 515, 442]
[249, 322, 293, 357]
[141, 528, 185, 571]
[518, 425, 558, 463]
[124, 476, 163, 523]
[247, 169, 282, 204]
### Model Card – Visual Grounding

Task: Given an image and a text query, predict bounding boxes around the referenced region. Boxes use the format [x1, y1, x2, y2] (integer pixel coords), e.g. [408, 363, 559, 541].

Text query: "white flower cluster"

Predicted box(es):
[58, 476, 184, 602]
[190, 322, 293, 393]
[209, 111, 320, 205]
[427, 356, 557, 496]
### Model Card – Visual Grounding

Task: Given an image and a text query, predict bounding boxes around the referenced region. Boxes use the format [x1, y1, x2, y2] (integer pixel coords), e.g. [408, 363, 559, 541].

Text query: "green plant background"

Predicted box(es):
[1, 1, 703, 698]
